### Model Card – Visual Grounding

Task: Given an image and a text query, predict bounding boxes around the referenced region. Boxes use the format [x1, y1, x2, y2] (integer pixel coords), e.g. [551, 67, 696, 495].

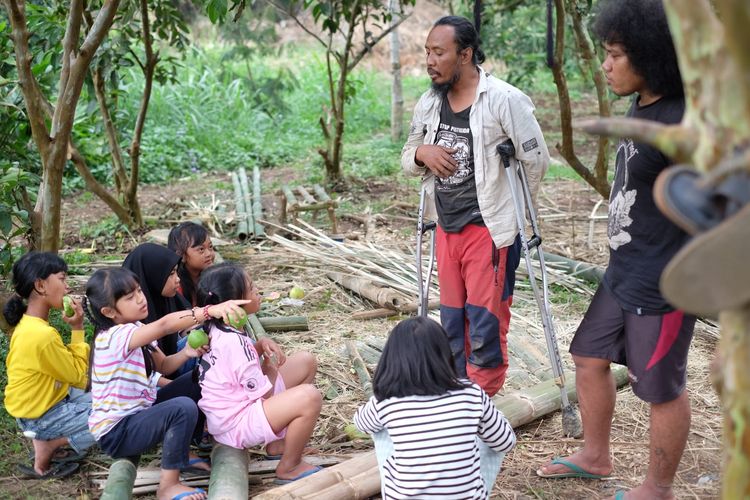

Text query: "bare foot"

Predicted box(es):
[264, 440, 318, 458]
[157, 483, 207, 500]
[610, 485, 675, 500]
[537, 450, 612, 478]
[32, 437, 68, 475]
[275, 459, 319, 481]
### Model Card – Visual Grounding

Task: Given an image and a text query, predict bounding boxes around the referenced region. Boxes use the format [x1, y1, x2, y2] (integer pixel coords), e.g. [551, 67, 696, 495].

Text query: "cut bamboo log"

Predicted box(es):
[209, 444, 249, 499]
[239, 167, 255, 238]
[232, 172, 249, 240]
[345, 340, 373, 398]
[540, 251, 605, 284]
[258, 315, 309, 332]
[327, 272, 410, 310]
[255, 365, 631, 499]
[352, 341, 381, 366]
[248, 313, 268, 339]
[252, 166, 265, 238]
[253, 452, 378, 499]
[100, 458, 137, 500]
[351, 299, 440, 320]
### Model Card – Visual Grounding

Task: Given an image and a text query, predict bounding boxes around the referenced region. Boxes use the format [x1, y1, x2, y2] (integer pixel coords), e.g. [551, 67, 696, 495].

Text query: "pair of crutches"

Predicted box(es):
[415, 140, 582, 437]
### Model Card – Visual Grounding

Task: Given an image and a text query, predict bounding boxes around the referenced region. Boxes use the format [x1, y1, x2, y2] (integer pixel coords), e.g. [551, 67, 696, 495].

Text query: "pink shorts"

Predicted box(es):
[213, 375, 287, 448]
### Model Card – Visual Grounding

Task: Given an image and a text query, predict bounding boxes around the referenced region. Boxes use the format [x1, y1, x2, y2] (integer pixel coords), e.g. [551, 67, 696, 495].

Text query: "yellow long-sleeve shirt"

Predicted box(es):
[4, 315, 90, 419]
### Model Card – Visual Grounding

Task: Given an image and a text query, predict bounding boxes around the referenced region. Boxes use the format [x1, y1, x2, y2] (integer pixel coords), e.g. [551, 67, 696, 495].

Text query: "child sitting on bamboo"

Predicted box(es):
[354, 317, 516, 499]
[195, 262, 321, 484]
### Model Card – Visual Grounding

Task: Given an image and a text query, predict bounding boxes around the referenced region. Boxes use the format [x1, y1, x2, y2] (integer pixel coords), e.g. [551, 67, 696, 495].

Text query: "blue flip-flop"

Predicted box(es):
[171, 487, 206, 500]
[264, 454, 282, 461]
[273, 465, 323, 485]
[614, 490, 627, 500]
[180, 457, 211, 475]
[536, 457, 610, 479]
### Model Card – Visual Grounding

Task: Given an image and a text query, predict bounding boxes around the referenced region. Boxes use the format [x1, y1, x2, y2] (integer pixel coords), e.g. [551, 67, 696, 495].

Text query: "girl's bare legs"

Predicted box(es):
[157, 469, 207, 500]
[265, 351, 317, 457]
[262, 384, 322, 480]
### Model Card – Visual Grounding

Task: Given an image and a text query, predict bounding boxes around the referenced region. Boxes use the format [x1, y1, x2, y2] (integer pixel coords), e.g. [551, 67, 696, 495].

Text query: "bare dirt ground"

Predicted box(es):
[0, 168, 722, 499]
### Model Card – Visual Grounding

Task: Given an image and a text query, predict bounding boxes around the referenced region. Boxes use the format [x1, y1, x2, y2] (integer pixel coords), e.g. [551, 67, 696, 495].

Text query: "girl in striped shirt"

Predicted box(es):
[84, 267, 248, 500]
[354, 317, 516, 499]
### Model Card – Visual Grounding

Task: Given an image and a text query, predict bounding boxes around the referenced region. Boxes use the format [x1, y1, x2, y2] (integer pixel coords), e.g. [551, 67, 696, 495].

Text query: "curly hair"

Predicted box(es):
[593, 0, 683, 98]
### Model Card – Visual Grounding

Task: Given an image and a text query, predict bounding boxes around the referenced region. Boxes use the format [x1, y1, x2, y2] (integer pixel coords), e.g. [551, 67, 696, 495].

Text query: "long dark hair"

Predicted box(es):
[168, 222, 210, 306]
[3, 252, 68, 327]
[433, 15, 486, 65]
[372, 317, 469, 400]
[592, 0, 683, 98]
[195, 262, 248, 334]
[123, 243, 188, 356]
[84, 267, 155, 376]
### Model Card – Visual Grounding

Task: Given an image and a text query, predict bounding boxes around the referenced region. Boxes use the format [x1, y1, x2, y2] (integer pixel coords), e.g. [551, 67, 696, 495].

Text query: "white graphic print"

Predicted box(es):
[436, 130, 472, 186]
[608, 139, 638, 250]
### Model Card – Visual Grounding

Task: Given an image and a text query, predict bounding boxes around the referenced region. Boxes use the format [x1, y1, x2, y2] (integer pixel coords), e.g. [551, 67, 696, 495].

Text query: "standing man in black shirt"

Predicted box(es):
[537, 2, 695, 499]
[401, 16, 549, 397]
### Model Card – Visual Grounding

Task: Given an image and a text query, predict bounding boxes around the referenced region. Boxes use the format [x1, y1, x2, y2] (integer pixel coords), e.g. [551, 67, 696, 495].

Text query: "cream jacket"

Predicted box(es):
[401, 67, 550, 248]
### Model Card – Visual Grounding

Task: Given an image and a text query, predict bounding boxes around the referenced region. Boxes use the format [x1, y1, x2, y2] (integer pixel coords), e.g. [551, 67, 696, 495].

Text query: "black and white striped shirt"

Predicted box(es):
[353, 383, 516, 499]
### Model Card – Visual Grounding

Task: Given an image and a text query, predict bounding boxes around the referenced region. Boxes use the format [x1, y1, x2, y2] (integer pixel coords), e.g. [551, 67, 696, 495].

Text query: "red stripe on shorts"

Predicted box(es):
[645, 310, 684, 371]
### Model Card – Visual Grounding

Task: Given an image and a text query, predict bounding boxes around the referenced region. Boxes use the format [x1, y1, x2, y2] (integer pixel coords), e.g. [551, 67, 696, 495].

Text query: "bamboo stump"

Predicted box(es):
[100, 458, 137, 500]
[208, 443, 249, 499]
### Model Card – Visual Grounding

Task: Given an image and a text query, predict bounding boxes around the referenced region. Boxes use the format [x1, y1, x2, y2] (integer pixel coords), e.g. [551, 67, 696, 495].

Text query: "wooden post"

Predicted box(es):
[208, 443, 249, 500]
[100, 458, 137, 500]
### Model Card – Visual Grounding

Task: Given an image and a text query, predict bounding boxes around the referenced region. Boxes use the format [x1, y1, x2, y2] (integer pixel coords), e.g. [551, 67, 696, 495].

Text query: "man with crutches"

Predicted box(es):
[402, 15, 549, 396]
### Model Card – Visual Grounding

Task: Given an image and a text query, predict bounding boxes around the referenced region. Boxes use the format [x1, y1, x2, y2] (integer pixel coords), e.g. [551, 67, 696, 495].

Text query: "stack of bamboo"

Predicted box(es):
[231, 165, 265, 241]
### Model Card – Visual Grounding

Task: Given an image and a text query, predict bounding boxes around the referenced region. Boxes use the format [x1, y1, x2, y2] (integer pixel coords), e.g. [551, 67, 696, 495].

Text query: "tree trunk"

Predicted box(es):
[389, 0, 403, 142]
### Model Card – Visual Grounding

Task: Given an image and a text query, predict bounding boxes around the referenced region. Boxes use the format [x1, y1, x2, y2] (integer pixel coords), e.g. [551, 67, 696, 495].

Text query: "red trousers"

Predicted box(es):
[437, 224, 520, 396]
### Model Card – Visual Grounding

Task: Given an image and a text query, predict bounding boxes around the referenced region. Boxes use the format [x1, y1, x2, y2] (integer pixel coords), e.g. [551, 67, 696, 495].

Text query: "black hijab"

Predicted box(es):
[123, 243, 190, 356]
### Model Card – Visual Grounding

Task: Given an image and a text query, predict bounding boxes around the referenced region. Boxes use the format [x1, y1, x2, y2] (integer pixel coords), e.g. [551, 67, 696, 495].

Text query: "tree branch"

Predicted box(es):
[265, 0, 329, 49]
[348, 12, 409, 71]
[53, 0, 84, 136]
[577, 117, 696, 163]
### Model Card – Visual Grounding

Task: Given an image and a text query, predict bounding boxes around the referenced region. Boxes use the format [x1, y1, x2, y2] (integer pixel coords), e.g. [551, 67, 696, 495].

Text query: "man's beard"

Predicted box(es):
[431, 69, 461, 95]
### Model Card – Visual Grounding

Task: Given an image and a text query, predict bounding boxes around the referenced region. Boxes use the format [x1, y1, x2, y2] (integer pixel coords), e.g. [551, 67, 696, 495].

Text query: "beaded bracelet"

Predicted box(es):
[202, 305, 211, 322]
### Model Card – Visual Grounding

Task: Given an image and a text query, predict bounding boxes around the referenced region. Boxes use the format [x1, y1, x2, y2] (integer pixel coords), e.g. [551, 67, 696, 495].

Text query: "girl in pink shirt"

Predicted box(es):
[195, 262, 322, 484]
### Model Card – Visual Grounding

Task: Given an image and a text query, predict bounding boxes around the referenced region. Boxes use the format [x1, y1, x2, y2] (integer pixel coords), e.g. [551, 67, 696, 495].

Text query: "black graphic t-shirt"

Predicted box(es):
[604, 95, 688, 314]
[434, 100, 483, 232]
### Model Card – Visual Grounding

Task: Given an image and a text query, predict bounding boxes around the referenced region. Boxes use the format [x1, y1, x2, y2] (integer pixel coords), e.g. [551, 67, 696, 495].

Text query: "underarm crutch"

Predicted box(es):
[416, 184, 437, 317]
[498, 140, 583, 438]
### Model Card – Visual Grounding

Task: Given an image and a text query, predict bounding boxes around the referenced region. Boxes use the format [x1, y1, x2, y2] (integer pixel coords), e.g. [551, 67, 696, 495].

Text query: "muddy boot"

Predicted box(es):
[655, 165, 750, 316]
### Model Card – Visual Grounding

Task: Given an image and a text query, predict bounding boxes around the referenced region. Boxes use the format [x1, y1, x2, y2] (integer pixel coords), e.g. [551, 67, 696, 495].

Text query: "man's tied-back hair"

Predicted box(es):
[434, 16, 486, 65]
[593, 0, 683, 98]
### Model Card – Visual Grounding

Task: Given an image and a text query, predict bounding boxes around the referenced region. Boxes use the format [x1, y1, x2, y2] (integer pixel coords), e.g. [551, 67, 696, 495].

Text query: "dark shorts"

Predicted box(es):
[569, 285, 696, 403]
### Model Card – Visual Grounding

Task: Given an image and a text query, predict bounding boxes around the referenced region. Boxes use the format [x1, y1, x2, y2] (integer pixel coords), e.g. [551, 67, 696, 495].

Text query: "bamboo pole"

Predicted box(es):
[327, 272, 410, 310]
[258, 316, 309, 332]
[100, 458, 137, 500]
[248, 313, 268, 339]
[239, 167, 255, 238]
[232, 171, 249, 240]
[252, 166, 265, 238]
[539, 251, 604, 284]
[208, 444, 249, 500]
[345, 340, 373, 398]
[255, 365, 631, 499]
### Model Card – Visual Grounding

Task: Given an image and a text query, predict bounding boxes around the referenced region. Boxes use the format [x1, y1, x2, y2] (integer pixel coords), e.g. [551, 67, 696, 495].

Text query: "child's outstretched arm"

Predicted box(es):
[153, 342, 211, 377]
[128, 300, 251, 351]
[353, 396, 384, 434]
[478, 390, 516, 453]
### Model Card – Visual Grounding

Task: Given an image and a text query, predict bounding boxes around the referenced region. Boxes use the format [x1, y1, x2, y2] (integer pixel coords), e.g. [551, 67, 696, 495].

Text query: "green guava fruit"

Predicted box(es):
[187, 328, 209, 349]
[62, 296, 75, 317]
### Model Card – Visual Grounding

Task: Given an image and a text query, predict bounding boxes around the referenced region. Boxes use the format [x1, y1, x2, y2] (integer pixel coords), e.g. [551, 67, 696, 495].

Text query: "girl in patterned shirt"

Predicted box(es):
[84, 267, 247, 500]
[354, 317, 517, 499]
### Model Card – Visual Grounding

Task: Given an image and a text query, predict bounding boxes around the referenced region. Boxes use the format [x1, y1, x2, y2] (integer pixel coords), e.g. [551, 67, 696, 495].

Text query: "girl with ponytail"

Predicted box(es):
[3, 251, 95, 479]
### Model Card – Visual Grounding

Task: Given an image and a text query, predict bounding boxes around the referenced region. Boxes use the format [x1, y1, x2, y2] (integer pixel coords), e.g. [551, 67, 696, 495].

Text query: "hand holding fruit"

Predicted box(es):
[256, 337, 286, 367]
[61, 295, 84, 329]
[206, 300, 252, 326]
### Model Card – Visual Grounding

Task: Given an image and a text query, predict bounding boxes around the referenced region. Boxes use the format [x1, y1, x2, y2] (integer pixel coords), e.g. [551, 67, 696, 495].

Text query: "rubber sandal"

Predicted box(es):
[614, 490, 627, 500]
[273, 465, 323, 485]
[180, 457, 211, 476]
[536, 458, 610, 479]
[660, 203, 750, 316]
[654, 165, 750, 235]
[16, 461, 79, 479]
[29, 447, 87, 464]
[171, 487, 207, 500]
